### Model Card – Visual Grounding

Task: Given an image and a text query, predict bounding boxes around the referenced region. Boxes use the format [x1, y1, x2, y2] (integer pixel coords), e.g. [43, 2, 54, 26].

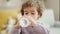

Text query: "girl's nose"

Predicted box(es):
[27, 13, 31, 16]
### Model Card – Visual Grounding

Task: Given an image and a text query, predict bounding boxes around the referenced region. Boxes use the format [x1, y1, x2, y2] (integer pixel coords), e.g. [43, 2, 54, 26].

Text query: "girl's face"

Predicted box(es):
[23, 7, 39, 20]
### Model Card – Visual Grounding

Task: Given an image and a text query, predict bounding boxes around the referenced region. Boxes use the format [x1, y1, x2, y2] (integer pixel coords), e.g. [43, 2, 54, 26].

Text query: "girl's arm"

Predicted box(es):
[31, 25, 49, 34]
[28, 16, 49, 34]
[9, 23, 21, 34]
[22, 25, 49, 34]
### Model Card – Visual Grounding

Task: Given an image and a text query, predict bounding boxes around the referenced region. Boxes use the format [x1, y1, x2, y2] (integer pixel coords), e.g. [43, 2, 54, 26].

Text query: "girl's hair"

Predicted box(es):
[21, 0, 43, 17]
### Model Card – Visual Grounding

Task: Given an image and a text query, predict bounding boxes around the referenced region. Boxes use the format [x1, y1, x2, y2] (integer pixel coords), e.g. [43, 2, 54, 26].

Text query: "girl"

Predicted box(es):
[10, 0, 49, 34]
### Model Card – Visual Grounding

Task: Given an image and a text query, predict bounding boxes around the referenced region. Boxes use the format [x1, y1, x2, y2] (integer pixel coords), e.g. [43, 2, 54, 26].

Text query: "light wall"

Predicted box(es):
[45, 0, 59, 21]
[59, 1, 60, 21]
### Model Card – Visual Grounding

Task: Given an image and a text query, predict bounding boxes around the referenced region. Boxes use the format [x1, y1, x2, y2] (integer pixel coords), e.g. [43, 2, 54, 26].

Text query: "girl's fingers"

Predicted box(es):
[15, 22, 21, 29]
[26, 16, 36, 27]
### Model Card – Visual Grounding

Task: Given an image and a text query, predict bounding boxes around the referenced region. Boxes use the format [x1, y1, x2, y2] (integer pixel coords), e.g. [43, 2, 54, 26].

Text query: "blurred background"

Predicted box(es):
[0, 0, 60, 34]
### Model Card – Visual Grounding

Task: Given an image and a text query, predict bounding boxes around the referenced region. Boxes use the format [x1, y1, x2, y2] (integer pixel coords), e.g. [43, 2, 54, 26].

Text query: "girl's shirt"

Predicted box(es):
[9, 20, 49, 34]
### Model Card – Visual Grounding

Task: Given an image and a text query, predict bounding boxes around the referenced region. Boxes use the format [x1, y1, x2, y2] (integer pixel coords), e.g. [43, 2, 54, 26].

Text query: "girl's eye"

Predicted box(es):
[25, 13, 28, 15]
[31, 13, 34, 15]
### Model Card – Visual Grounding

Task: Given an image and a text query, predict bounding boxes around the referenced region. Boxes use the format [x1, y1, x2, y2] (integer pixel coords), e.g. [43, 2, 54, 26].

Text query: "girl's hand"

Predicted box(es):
[14, 22, 21, 29]
[14, 16, 25, 29]
[25, 16, 36, 27]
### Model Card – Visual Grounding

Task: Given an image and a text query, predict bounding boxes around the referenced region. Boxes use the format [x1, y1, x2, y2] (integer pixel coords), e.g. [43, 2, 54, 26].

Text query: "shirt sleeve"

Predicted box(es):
[21, 24, 49, 34]
[21, 20, 50, 34]
[35, 21, 50, 34]
[33, 25, 49, 34]
[36, 20, 50, 34]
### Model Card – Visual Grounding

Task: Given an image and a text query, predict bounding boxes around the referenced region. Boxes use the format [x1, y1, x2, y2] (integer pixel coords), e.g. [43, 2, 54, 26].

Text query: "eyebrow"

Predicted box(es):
[24, 10, 35, 12]
[31, 11, 35, 12]
[24, 11, 28, 12]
